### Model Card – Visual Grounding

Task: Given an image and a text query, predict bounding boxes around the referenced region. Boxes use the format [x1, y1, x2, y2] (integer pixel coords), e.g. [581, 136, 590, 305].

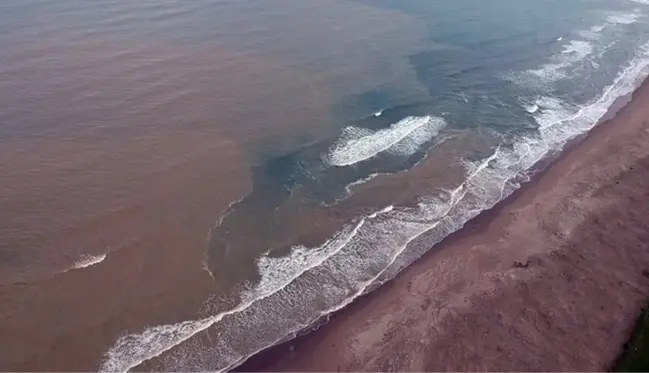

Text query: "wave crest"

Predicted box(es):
[70, 254, 107, 270]
[325, 116, 446, 167]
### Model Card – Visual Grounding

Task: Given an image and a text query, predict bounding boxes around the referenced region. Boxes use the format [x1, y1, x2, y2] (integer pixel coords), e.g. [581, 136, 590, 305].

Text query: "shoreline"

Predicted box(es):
[237, 76, 649, 371]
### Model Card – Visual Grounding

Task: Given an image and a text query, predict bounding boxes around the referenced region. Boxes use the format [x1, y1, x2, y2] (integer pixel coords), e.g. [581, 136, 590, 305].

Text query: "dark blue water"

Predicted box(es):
[2, 0, 649, 370]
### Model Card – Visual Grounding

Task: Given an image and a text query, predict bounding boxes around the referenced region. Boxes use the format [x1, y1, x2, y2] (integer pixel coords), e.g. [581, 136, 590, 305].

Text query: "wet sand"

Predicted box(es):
[239, 78, 649, 372]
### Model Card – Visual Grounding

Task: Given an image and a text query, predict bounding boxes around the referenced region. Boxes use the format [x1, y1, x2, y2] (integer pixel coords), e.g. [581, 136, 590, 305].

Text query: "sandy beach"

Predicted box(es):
[239, 78, 649, 372]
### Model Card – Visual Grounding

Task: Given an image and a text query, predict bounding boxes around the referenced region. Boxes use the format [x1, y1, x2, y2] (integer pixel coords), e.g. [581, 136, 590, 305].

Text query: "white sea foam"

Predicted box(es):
[387, 117, 447, 156]
[524, 103, 539, 114]
[578, 25, 605, 40]
[561, 40, 593, 57]
[513, 10, 644, 88]
[606, 12, 641, 25]
[531, 41, 649, 149]
[512, 12, 644, 88]
[99, 42, 649, 373]
[340, 131, 456, 199]
[344, 172, 381, 195]
[326, 116, 446, 167]
[213, 197, 244, 230]
[629, 0, 649, 5]
[525, 40, 595, 83]
[99, 212, 375, 372]
[72, 254, 107, 269]
[532, 96, 576, 129]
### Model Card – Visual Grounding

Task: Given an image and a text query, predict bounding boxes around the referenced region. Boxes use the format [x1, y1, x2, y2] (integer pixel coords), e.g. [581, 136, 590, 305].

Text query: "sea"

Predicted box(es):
[1, 0, 648, 371]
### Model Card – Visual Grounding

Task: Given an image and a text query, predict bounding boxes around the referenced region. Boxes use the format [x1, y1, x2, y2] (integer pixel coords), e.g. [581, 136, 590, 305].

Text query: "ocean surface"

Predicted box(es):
[1, 0, 649, 371]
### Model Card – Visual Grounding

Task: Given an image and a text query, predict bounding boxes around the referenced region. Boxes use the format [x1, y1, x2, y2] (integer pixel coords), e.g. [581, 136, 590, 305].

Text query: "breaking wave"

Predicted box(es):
[510, 11, 644, 88]
[71, 254, 107, 270]
[523, 39, 596, 83]
[578, 25, 606, 40]
[606, 11, 641, 25]
[325, 116, 446, 167]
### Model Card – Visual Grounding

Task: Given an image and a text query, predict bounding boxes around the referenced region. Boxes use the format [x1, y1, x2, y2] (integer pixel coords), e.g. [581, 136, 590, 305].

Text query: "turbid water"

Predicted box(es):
[1, 0, 648, 371]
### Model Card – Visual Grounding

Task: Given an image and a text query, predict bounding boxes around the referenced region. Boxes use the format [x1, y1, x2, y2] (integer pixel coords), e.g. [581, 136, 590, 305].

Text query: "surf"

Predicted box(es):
[99, 39, 649, 373]
[67, 254, 107, 271]
[509, 11, 643, 88]
[97, 8, 649, 370]
[325, 116, 446, 167]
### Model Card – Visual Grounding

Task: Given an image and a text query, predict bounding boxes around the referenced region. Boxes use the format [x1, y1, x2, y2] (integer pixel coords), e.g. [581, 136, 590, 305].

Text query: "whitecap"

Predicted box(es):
[532, 96, 576, 130]
[513, 39, 596, 86]
[524, 103, 539, 114]
[578, 25, 605, 40]
[538, 40, 593, 79]
[561, 40, 593, 57]
[606, 12, 641, 25]
[325, 116, 446, 167]
[387, 117, 447, 157]
[72, 254, 107, 270]
[517, 42, 649, 170]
